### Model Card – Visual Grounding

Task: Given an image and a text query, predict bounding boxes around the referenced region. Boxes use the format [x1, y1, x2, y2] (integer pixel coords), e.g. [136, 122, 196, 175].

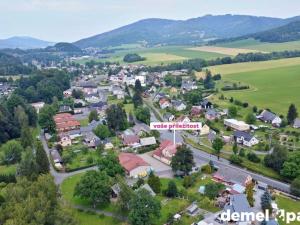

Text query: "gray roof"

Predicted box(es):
[80, 120, 102, 134]
[215, 167, 250, 185]
[259, 110, 277, 121]
[224, 194, 251, 215]
[139, 184, 156, 196]
[163, 112, 173, 120]
[234, 131, 254, 142]
[206, 109, 217, 117]
[50, 149, 62, 162]
[294, 118, 300, 127]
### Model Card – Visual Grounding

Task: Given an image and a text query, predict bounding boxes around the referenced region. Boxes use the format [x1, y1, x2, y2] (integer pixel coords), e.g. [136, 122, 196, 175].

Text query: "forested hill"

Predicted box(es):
[74, 14, 299, 48]
[249, 20, 300, 43]
[0, 52, 34, 75]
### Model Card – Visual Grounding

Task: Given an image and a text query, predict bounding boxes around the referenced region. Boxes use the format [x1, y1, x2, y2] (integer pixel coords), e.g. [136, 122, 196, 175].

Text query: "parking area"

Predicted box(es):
[139, 152, 173, 178]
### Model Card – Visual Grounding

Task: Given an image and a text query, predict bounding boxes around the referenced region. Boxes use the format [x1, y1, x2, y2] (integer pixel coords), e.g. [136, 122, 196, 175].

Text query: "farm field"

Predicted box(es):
[77, 45, 228, 65]
[215, 38, 300, 52]
[187, 46, 261, 56]
[214, 62, 300, 115]
[208, 57, 300, 75]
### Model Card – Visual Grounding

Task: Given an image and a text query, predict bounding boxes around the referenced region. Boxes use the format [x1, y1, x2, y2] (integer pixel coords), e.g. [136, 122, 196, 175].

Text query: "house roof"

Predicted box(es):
[234, 131, 254, 142]
[159, 98, 170, 105]
[132, 124, 150, 134]
[140, 137, 156, 146]
[153, 139, 177, 158]
[224, 194, 251, 215]
[294, 118, 300, 127]
[118, 153, 149, 172]
[123, 135, 140, 145]
[213, 168, 251, 186]
[259, 110, 277, 121]
[138, 184, 156, 196]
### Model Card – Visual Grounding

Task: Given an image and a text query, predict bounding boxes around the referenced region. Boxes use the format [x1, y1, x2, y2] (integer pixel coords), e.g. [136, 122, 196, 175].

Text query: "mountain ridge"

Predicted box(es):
[74, 14, 300, 48]
[0, 36, 55, 49]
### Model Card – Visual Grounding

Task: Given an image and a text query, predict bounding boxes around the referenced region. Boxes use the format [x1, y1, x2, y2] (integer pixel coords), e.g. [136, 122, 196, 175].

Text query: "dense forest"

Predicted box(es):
[0, 52, 35, 75]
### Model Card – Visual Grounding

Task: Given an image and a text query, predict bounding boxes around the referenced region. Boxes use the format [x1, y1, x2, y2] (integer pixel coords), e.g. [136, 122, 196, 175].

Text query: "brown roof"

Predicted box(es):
[118, 153, 149, 172]
[153, 139, 177, 158]
[123, 135, 140, 145]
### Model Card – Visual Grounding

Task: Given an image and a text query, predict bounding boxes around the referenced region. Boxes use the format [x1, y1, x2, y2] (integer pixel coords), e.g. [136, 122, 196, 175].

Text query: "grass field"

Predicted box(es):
[216, 38, 300, 52]
[276, 194, 300, 225]
[77, 45, 228, 65]
[209, 57, 300, 75]
[214, 62, 300, 115]
[187, 46, 261, 56]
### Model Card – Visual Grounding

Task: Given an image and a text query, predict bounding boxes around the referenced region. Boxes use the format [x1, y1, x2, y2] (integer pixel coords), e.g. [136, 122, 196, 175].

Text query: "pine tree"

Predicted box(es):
[287, 104, 298, 125]
[35, 141, 50, 174]
[260, 190, 272, 211]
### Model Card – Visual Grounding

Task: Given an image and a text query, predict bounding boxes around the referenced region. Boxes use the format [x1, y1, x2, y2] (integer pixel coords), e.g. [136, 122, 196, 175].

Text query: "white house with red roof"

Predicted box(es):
[153, 140, 179, 165]
[118, 153, 151, 178]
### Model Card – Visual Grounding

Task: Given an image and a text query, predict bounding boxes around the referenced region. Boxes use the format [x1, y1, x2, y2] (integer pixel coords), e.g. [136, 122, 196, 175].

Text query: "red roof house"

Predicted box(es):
[153, 140, 179, 165]
[118, 153, 151, 178]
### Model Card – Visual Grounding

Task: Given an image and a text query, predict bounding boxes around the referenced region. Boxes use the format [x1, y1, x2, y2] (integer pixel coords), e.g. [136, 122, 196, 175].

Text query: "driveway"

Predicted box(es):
[139, 152, 173, 178]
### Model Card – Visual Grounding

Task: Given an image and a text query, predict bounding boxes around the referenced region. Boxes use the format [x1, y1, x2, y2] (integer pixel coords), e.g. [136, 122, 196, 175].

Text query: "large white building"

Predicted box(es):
[224, 119, 250, 131]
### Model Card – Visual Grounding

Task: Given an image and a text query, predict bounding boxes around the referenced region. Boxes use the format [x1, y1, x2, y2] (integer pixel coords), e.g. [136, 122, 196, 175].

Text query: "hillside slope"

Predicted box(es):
[75, 14, 296, 48]
[0, 36, 54, 49]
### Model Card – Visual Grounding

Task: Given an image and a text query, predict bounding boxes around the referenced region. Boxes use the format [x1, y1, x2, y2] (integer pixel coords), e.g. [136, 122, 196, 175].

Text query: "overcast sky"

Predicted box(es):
[1, 0, 300, 42]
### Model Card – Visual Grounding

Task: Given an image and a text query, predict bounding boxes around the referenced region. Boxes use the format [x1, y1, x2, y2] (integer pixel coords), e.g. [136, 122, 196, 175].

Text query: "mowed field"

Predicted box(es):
[76, 45, 228, 65]
[187, 46, 262, 56]
[216, 38, 300, 52]
[211, 58, 300, 115]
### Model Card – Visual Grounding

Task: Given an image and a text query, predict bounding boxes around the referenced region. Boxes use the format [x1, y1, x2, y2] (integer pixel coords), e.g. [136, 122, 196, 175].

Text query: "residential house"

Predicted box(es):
[153, 140, 178, 165]
[132, 124, 150, 136]
[207, 131, 217, 142]
[118, 153, 151, 178]
[213, 168, 253, 187]
[59, 134, 72, 147]
[224, 119, 250, 131]
[163, 113, 175, 121]
[199, 124, 210, 136]
[83, 132, 101, 148]
[172, 100, 186, 111]
[85, 93, 100, 103]
[66, 129, 82, 140]
[63, 89, 73, 97]
[59, 105, 72, 113]
[54, 113, 80, 133]
[223, 194, 253, 224]
[257, 110, 282, 127]
[30, 102, 45, 113]
[80, 120, 102, 135]
[89, 101, 107, 114]
[176, 115, 191, 123]
[159, 98, 171, 109]
[111, 86, 125, 99]
[140, 137, 156, 147]
[123, 135, 140, 147]
[200, 100, 213, 110]
[181, 80, 197, 92]
[205, 109, 218, 121]
[234, 131, 259, 147]
[190, 106, 202, 117]
[154, 92, 166, 102]
[293, 118, 300, 128]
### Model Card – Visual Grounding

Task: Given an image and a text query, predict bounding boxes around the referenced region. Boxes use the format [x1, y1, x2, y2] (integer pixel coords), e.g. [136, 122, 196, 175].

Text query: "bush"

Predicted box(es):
[230, 154, 243, 165]
[201, 164, 212, 174]
[239, 148, 246, 157]
[247, 152, 261, 163]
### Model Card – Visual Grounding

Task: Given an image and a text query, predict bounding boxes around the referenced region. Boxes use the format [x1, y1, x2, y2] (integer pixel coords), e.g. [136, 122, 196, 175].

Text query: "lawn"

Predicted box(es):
[208, 57, 300, 75]
[216, 38, 300, 52]
[79, 118, 89, 127]
[276, 194, 300, 225]
[62, 144, 101, 171]
[74, 210, 122, 225]
[213, 62, 300, 115]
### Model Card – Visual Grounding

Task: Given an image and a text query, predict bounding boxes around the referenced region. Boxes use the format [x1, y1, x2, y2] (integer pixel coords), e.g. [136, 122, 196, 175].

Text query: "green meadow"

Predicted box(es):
[216, 38, 300, 52]
[213, 60, 300, 115]
[77, 45, 228, 65]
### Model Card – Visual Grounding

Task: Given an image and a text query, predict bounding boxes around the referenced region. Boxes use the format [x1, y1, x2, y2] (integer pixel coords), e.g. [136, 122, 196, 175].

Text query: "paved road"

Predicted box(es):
[149, 111, 291, 193]
[40, 134, 97, 185]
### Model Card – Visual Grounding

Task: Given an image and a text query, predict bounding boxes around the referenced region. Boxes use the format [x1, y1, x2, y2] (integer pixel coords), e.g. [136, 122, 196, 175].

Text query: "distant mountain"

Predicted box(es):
[248, 20, 300, 43]
[0, 36, 54, 49]
[74, 14, 300, 48]
[45, 42, 82, 53]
